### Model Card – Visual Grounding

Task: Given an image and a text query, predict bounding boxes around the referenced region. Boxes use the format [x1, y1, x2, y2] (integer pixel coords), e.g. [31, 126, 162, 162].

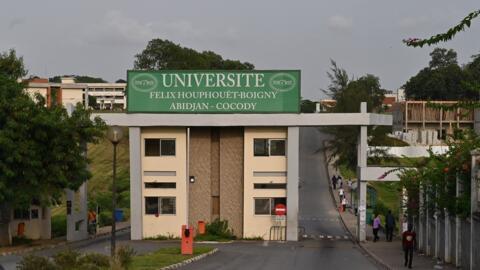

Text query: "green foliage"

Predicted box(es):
[53, 249, 81, 269]
[0, 51, 106, 212]
[17, 254, 56, 270]
[300, 99, 316, 113]
[398, 129, 480, 218]
[115, 245, 136, 270]
[49, 75, 107, 83]
[322, 61, 387, 170]
[98, 210, 113, 226]
[0, 49, 27, 79]
[77, 253, 110, 269]
[51, 213, 67, 238]
[403, 9, 480, 47]
[404, 48, 478, 101]
[205, 218, 236, 239]
[134, 39, 254, 70]
[12, 236, 33, 246]
[131, 246, 214, 270]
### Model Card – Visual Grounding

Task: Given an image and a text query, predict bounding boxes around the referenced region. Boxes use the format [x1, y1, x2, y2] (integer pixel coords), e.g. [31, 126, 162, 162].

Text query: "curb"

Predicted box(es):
[160, 248, 219, 270]
[322, 143, 392, 270]
[0, 226, 130, 257]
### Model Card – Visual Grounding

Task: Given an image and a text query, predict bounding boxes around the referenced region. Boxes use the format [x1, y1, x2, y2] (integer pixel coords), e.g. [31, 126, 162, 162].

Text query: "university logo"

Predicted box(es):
[131, 73, 158, 92]
[269, 72, 296, 92]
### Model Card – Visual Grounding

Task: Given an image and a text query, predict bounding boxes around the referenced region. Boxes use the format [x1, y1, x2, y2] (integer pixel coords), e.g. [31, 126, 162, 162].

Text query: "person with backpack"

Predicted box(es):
[385, 210, 396, 241]
[402, 223, 416, 268]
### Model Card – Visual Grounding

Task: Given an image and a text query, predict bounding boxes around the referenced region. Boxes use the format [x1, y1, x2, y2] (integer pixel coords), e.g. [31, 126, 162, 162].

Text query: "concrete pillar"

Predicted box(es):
[286, 127, 299, 241]
[65, 103, 88, 242]
[129, 127, 143, 240]
[418, 186, 425, 251]
[357, 102, 368, 242]
[445, 210, 451, 263]
[456, 174, 462, 267]
[426, 188, 431, 256]
[470, 150, 480, 270]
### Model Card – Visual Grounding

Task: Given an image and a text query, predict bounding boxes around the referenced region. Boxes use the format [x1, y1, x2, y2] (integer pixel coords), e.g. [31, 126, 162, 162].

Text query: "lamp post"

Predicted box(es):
[107, 126, 123, 257]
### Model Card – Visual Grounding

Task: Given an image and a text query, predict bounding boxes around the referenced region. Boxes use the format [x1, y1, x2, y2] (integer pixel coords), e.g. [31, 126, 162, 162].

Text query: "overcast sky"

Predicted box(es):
[1, 0, 479, 99]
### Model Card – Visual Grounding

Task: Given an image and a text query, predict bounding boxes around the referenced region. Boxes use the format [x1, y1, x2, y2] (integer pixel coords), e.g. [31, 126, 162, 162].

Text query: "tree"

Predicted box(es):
[115, 79, 126, 83]
[429, 48, 457, 69]
[322, 62, 387, 170]
[404, 48, 478, 100]
[0, 49, 27, 79]
[300, 99, 317, 113]
[0, 51, 105, 244]
[49, 75, 107, 83]
[134, 39, 254, 70]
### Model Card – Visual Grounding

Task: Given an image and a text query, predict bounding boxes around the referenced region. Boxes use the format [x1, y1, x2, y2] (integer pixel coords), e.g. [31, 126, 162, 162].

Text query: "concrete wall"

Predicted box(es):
[243, 127, 287, 239]
[141, 127, 187, 238]
[61, 88, 84, 106]
[368, 146, 449, 158]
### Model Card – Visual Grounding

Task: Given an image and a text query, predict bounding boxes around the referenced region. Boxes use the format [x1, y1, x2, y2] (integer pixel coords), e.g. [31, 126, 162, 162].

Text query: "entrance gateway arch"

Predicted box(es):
[95, 70, 394, 242]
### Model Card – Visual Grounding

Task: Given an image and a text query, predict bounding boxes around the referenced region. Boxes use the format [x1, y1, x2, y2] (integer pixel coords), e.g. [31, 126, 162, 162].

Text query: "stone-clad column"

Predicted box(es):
[287, 127, 299, 241]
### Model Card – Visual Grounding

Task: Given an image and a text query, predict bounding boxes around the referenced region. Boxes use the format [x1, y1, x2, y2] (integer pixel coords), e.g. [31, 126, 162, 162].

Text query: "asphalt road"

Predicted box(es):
[183, 127, 379, 270]
[0, 127, 379, 270]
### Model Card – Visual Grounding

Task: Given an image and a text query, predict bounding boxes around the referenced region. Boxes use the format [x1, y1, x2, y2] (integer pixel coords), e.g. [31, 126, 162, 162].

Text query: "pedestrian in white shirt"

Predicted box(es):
[339, 188, 344, 200]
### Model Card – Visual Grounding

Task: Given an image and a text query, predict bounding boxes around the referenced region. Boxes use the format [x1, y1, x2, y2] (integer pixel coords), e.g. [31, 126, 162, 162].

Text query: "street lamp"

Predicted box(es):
[107, 126, 123, 257]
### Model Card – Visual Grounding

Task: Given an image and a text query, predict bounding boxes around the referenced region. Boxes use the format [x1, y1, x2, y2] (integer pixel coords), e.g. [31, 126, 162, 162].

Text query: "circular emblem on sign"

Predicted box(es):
[131, 73, 158, 92]
[269, 73, 296, 92]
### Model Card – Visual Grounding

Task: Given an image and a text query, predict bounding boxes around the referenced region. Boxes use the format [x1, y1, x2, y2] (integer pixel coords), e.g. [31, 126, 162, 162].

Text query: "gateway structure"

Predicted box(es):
[96, 70, 392, 241]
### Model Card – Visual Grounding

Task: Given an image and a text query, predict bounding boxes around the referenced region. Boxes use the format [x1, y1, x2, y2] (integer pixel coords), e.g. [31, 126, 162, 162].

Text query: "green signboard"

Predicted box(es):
[127, 70, 300, 113]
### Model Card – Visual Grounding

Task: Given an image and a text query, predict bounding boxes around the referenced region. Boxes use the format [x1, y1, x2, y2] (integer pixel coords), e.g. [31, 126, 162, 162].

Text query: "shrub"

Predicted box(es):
[12, 236, 33, 246]
[98, 210, 113, 226]
[51, 214, 67, 238]
[115, 245, 136, 269]
[17, 255, 56, 270]
[78, 253, 110, 269]
[53, 249, 80, 269]
[205, 219, 235, 239]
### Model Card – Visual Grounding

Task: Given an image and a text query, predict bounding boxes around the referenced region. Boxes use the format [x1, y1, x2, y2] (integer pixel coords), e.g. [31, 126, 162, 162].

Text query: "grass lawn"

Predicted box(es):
[131, 246, 214, 270]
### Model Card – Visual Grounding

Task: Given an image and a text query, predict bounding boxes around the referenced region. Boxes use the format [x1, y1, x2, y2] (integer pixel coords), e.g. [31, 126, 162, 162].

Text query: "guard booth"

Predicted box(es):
[95, 69, 392, 241]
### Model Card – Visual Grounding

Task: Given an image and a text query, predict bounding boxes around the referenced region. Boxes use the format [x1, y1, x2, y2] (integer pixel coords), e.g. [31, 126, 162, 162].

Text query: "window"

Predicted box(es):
[144, 182, 176, 189]
[145, 139, 176, 156]
[145, 197, 159, 215]
[254, 183, 287, 189]
[145, 139, 160, 156]
[160, 197, 176, 215]
[31, 209, 39, 219]
[161, 140, 176, 156]
[253, 139, 286, 156]
[254, 197, 287, 215]
[254, 198, 271, 215]
[13, 209, 30, 220]
[254, 139, 269, 156]
[270, 140, 286, 156]
[145, 197, 176, 215]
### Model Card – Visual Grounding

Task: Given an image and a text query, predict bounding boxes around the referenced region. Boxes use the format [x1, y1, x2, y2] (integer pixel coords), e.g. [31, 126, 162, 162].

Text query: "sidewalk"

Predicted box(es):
[325, 152, 455, 269]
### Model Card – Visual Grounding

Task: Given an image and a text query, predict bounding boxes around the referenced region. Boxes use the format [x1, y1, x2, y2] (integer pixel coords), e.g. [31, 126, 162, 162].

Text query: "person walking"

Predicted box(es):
[341, 197, 347, 212]
[385, 210, 395, 241]
[402, 223, 416, 268]
[331, 175, 337, 190]
[338, 175, 343, 188]
[338, 187, 344, 201]
[372, 214, 381, 242]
